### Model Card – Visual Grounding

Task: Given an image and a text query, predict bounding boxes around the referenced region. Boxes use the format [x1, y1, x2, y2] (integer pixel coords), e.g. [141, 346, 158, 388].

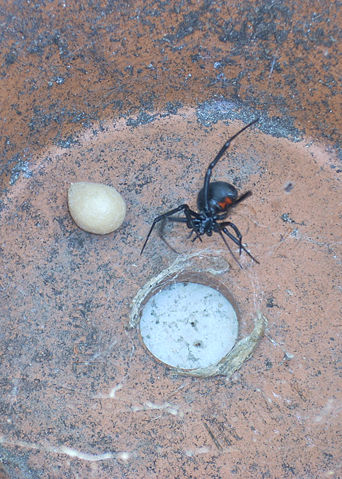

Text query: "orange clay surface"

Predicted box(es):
[0, 110, 341, 478]
[0, 1, 341, 477]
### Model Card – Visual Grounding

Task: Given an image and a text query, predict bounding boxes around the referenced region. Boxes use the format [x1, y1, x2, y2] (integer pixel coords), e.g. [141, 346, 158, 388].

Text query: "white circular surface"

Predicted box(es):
[139, 282, 238, 369]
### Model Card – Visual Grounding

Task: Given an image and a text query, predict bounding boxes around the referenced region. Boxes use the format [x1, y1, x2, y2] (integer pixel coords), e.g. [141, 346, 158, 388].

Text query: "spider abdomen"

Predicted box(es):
[197, 181, 238, 213]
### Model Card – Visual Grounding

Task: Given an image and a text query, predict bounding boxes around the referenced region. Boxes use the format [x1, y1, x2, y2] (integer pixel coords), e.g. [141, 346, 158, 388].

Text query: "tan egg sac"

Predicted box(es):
[68, 182, 126, 234]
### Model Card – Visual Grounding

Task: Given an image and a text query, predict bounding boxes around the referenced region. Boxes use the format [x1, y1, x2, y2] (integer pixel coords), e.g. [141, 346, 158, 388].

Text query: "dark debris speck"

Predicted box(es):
[54, 135, 80, 149]
[126, 111, 157, 127]
[10, 159, 33, 185]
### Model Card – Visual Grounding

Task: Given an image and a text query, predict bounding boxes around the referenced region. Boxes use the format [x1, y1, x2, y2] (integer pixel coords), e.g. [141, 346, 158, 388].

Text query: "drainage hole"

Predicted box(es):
[139, 281, 238, 370]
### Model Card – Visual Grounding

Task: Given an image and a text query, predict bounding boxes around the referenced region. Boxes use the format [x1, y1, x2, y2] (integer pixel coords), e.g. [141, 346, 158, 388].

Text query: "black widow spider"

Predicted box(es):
[141, 118, 259, 267]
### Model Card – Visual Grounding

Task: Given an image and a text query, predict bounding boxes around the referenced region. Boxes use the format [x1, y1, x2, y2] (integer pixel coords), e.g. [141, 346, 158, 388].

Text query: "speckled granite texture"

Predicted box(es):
[0, 1, 341, 478]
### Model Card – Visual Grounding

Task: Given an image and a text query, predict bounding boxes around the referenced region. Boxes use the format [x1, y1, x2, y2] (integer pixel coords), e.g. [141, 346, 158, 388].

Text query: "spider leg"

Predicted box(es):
[202, 119, 259, 211]
[220, 223, 259, 264]
[189, 230, 203, 242]
[168, 212, 203, 242]
[217, 229, 243, 269]
[221, 221, 243, 254]
[233, 190, 252, 206]
[140, 204, 199, 254]
[166, 215, 203, 242]
[167, 216, 188, 223]
[159, 217, 181, 254]
[214, 191, 252, 222]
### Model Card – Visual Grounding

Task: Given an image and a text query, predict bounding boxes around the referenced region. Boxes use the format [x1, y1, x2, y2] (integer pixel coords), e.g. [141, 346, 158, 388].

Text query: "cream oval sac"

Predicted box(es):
[68, 182, 126, 234]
